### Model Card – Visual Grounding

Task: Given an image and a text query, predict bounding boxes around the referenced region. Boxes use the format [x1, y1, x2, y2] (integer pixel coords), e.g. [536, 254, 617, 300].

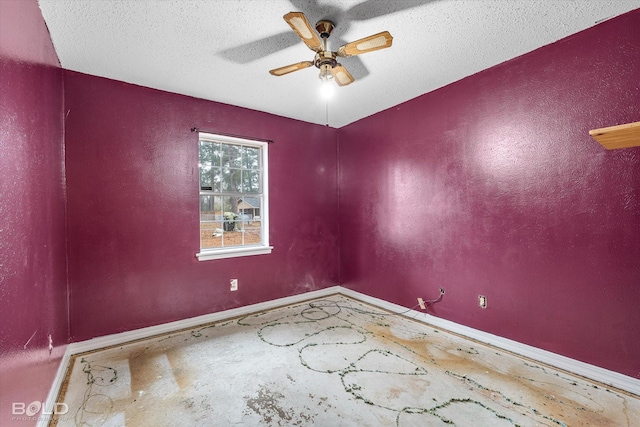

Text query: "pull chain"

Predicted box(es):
[325, 100, 329, 127]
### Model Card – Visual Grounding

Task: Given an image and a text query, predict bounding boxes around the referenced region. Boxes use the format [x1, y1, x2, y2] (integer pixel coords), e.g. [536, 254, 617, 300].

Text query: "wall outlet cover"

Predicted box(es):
[479, 295, 487, 308]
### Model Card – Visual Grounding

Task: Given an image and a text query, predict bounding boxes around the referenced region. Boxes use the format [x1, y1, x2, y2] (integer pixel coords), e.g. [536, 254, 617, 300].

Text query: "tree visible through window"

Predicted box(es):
[197, 133, 271, 260]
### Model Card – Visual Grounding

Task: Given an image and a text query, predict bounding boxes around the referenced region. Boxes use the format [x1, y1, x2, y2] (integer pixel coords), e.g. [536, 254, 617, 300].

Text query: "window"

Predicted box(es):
[196, 133, 272, 260]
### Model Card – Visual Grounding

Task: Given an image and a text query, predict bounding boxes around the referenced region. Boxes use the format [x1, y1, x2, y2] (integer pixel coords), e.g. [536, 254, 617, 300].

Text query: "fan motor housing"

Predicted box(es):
[314, 50, 337, 69]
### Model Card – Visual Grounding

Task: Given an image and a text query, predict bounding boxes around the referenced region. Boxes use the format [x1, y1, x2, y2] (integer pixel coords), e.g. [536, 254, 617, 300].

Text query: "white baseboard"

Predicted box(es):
[339, 287, 640, 396]
[40, 283, 638, 427]
[39, 347, 72, 427]
[67, 285, 341, 355]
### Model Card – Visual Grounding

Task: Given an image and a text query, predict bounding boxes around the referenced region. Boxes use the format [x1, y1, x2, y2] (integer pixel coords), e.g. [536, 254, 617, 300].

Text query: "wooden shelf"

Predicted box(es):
[589, 121, 640, 150]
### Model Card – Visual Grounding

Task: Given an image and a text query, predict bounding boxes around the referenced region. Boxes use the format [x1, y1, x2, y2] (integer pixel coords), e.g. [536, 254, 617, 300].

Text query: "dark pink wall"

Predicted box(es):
[0, 0, 68, 424]
[64, 71, 339, 341]
[3, 4, 638, 418]
[338, 10, 640, 378]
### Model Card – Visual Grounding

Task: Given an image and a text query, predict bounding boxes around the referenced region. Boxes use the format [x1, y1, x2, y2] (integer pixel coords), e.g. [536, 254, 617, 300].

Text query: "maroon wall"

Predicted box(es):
[338, 10, 640, 378]
[2, 4, 638, 420]
[64, 71, 339, 341]
[0, 0, 68, 424]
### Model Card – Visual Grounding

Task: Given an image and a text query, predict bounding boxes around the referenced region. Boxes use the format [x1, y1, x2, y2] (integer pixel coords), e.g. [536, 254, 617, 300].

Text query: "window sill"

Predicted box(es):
[196, 246, 273, 261]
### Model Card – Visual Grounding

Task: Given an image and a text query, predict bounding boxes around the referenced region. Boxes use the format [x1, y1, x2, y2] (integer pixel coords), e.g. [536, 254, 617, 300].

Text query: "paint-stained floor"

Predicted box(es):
[52, 295, 640, 426]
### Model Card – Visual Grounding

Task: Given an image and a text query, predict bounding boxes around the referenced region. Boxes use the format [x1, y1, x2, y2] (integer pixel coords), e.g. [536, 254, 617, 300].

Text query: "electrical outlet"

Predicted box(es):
[440, 288, 445, 294]
[230, 279, 238, 291]
[478, 295, 487, 308]
[417, 297, 426, 310]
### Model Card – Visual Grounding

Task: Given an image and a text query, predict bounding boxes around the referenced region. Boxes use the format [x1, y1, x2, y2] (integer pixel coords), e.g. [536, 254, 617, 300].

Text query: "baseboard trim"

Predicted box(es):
[39, 285, 340, 427]
[67, 286, 340, 356]
[39, 347, 72, 427]
[339, 287, 640, 396]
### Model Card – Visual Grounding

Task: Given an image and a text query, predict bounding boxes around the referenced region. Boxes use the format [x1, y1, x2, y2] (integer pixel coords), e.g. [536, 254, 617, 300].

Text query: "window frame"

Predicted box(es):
[196, 132, 272, 261]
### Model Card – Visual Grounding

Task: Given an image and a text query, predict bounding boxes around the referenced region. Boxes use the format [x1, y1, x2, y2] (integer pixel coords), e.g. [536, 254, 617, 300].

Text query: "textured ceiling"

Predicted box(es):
[38, 0, 640, 128]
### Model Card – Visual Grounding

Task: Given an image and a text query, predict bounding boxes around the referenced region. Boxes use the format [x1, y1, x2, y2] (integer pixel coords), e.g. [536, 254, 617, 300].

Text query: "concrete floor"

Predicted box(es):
[53, 295, 640, 426]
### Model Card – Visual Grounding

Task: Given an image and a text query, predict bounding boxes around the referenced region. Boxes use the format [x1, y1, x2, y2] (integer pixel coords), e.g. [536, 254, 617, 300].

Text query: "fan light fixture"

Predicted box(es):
[318, 63, 333, 82]
[319, 61, 335, 99]
[319, 79, 335, 99]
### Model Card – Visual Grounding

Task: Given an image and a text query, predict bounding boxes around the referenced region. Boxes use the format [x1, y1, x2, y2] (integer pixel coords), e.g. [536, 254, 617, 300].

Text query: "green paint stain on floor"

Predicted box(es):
[52, 296, 640, 427]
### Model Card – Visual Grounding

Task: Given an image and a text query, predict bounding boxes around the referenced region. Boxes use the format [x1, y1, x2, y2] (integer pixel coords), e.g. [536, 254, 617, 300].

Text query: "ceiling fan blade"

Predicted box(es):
[337, 31, 393, 57]
[283, 12, 323, 52]
[331, 64, 355, 86]
[269, 61, 314, 76]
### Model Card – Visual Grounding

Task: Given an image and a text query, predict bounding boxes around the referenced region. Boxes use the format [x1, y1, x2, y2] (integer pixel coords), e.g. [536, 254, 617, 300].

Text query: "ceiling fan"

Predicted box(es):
[269, 12, 393, 86]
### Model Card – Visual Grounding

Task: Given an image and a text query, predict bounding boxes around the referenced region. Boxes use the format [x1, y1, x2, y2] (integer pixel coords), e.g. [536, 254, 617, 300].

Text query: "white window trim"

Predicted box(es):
[197, 245, 274, 261]
[196, 132, 272, 261]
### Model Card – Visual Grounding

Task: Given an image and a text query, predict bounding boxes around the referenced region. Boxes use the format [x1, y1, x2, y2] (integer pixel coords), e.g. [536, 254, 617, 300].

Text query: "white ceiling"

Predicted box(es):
[38, 0, 640, 128]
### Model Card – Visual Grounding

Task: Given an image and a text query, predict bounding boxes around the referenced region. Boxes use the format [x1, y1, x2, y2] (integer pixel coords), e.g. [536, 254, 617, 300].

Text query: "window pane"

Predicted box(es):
[243, 146, 260, 170]
[223, 144, 242, 168]
[237, 197, 261, 220]
[200, 195, 213, 216]
[199, 164, 213, 190]
[212, 143, 223, 167]
[199, 141, 213, 165]
[242, 220, 262, 245]
[241, 170, 261, 194]
[221, 196, 241, 247]
[199, 166, 222, 192]
[211, 167, 222, 193]
[200, 141, 225, 166]
[221, 167, 241, 192]
[221, 196, 238, 244]
[200, 195, 223, 249]
[222, 196, 237, 215]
